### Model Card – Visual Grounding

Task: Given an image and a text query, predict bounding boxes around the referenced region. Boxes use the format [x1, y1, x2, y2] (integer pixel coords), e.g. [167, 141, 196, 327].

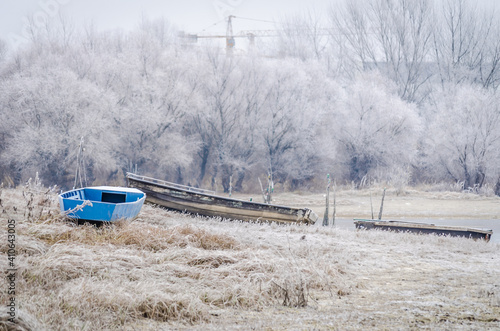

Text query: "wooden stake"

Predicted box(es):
[332, 180, 336, 226]
[370, 191, 374, 220]
[323, 174, 331, 226]
[267, 173, 273, 203]
[258, 177, 266, 203]
[378, 188, 386, 220]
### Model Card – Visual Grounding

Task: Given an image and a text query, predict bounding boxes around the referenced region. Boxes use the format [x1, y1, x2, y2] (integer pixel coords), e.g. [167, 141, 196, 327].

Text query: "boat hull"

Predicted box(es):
[126, 173, 317, 225]
[59, 186, 146, 222]
[354, 219, 492, 241]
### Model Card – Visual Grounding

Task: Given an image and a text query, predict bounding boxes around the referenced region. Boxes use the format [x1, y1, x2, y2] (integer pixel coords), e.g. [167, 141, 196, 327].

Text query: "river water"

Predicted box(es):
[327, 218, 500, 243]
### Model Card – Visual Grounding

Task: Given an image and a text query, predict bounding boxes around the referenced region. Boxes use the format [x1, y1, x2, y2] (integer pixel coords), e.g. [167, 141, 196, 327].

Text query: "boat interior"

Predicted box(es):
[60, 188, 143, 204]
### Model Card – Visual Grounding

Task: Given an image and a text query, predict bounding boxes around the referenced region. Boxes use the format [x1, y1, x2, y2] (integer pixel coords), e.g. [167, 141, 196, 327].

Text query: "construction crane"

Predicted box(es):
[226, 15, 235, 53]
[180, 16, 278, 54]
[180, 15, 332, 55]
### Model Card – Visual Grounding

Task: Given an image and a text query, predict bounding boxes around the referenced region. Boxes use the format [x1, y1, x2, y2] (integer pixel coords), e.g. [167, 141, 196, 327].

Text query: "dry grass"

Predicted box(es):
[28, 221, 238, 251]
[0, 185, 499, 330]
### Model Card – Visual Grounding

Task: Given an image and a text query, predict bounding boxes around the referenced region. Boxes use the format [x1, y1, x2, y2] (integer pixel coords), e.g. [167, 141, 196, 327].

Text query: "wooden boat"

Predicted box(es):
[58, 186, 146, 222]
[354, 219, 493, 241]
[126, 173, 318, 225]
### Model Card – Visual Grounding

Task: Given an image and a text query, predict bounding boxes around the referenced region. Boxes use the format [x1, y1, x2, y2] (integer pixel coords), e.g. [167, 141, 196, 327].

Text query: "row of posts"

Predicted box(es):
[322, 174, 386, 226]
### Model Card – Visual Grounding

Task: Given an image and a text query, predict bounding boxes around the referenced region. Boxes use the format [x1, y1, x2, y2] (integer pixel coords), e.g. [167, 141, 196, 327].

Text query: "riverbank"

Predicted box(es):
[0, 186, 499, 330]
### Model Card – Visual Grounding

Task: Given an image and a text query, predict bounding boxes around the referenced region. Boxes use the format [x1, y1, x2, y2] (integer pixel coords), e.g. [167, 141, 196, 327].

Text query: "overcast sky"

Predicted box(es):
[1, 0, 497, 50]
[1, 0, 339, 49]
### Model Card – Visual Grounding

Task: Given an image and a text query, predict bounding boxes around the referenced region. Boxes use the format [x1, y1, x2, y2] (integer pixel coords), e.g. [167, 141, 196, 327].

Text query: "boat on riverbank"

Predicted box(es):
[58, 186, 146, 222]
[126, 173, 317, 224]
[354, 219, 493, 241]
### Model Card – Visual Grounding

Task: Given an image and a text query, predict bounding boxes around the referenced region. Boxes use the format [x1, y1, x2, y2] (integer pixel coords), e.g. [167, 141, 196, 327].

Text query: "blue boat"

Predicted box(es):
[58, 186, 146, 222]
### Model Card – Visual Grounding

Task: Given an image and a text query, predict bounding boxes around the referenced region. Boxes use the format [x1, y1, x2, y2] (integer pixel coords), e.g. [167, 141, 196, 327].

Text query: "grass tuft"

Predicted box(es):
[28, 221, 239, 252]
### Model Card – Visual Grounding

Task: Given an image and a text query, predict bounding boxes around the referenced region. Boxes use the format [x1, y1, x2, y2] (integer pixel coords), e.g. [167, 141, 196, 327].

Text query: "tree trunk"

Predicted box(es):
[197, 146, 210, 185]
[349, 155, 372, 184]
[220, 165, 232, 193]
[234, 171, 245, 192]
[494, 176, 500, 197]
[176, 166, 183, 185]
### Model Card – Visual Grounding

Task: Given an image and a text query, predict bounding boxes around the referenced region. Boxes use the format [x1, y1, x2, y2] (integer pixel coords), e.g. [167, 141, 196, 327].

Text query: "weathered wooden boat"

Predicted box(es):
[58, 186, 146, 222]
[354, 219, 493, 241]
[126, 173, 318, 224]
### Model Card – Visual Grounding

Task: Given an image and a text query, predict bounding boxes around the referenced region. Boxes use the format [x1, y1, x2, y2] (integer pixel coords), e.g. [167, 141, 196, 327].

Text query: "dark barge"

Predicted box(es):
[354, 219, 492, 241]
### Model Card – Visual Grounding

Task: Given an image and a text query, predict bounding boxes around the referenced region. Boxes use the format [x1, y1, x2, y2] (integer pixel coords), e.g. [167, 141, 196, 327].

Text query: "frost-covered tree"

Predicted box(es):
[110, 45, 197, 180]
[330, 0, 434, 103]
[190, 49, 249, 192]
[0, 62, 116, 188]
[275, 10, 328, 61]
[433, 0, 500, 89]
[260, 59, 323, 187]
[261, 64, 301, 183]
[229, 57, 271, 190]
[331, 72, 421, 184]
[424, 85, 500, 190]
[0, 39, 7, 63]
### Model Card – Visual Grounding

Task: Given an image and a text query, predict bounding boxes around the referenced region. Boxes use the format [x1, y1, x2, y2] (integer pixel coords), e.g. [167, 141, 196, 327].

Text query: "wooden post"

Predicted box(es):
[323, 174, 331, 226]
[378, 188, 386, 220]
[258, 177, 267, 203]
[267, 172, 273, 204]
[229, 175, 233, 197]
[332, 179, 336, 226]
[370, 191, 374, 220]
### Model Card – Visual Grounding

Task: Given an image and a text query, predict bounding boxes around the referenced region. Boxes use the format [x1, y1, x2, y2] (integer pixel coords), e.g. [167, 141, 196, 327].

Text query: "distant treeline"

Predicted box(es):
[1, 0, 499, 194]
